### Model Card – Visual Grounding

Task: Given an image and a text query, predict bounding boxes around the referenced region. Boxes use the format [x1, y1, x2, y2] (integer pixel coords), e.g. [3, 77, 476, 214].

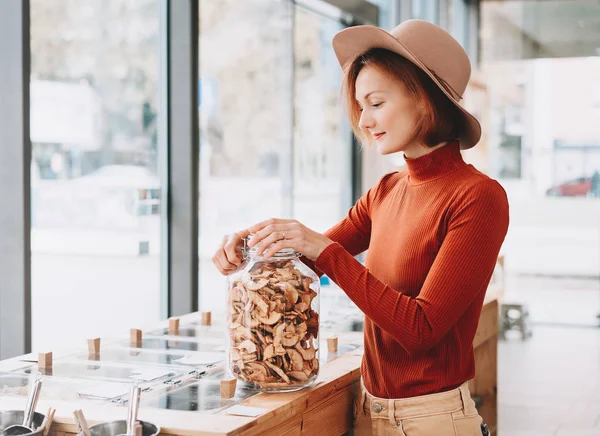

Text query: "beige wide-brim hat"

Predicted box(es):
[332, 19, 481, 149]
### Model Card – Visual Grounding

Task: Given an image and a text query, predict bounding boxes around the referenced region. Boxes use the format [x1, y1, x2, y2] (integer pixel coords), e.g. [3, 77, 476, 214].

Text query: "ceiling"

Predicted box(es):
[482, 0, 600, 59]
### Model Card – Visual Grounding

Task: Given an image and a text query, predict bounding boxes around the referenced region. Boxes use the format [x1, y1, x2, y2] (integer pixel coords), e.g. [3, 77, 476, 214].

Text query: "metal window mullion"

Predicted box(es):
[438, 0, 450, 30]
[158, 0, 169, 321]
[467, 0, 480, 67]
[0, 0, 31, 359]
[165, 0, 199, 317]
[452, 0, 468, 50]
[284, 0, 295, 218]
[431, 0, 440, 25]
[393, 0, 412, 24]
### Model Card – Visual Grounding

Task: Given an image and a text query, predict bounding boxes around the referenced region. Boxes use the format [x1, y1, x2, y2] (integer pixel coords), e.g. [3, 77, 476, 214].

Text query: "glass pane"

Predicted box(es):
[198, 0, 293, 314]
[0, 372, 136, 403]
[480, 0, 600, 326]
[20, 361, 180, 384]
[293, 7, 349, 233]
[369, 0, 395, 29]
[68, 348, 221, 367]
[118, 338, 223, 353]
[293, 5, 368, 333]
[141, 379, 256, 411]
[30, 1, 163, 349]
[412, 0, 437, 23]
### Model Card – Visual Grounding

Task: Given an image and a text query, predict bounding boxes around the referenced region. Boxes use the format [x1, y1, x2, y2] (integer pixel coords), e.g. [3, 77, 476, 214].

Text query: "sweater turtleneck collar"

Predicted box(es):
[404, 141, 466, 184]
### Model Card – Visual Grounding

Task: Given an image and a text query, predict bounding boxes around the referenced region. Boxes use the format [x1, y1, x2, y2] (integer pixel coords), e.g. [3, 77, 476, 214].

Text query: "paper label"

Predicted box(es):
[173, 352, 224, 366]
[225, 405, 267, 417]
[129, 368, 173, 381]
[78, 383, 130, 400]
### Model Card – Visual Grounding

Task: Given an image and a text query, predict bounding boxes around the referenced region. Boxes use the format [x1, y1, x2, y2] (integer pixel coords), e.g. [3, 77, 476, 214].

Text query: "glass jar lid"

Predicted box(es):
[243, 236, 300, 259]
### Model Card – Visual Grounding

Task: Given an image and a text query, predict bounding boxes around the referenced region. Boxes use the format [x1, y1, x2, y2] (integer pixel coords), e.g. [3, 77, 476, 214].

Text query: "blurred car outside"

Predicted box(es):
[546, 172, 600, 198]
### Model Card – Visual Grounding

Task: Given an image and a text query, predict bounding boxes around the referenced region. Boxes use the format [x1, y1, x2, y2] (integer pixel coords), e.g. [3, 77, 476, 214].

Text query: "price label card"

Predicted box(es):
[225, 405, 268, 417]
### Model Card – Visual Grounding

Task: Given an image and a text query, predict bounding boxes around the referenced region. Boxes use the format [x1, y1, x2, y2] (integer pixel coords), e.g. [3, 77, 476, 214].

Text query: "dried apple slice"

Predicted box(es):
[286, 348, 304, 371]
[248, 291, 269, 315]
[257, 312, 282, 325]
[288, 371, 309, 382]
[245, 278, 269, 291]
[265, 360, 291, 384]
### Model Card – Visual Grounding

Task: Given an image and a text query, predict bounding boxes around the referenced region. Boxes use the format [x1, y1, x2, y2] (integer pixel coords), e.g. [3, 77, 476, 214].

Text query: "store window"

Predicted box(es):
[412, 0, 439, 24]
[197, 0, 294, 315]
[292, 6, 351, 233]
[197, 0, 371, 331]
[30, 0, 163, 350]
[480, 0, 600, 325]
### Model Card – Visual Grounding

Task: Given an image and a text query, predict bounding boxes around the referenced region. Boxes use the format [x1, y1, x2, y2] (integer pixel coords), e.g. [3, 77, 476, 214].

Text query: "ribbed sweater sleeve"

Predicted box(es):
[315, 178, 509, 356]
[301, 174, 392, 274]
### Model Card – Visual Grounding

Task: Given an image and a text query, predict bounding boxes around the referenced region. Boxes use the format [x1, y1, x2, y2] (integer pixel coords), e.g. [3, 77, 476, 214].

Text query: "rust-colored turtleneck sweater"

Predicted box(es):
[311, 141, 509, 399]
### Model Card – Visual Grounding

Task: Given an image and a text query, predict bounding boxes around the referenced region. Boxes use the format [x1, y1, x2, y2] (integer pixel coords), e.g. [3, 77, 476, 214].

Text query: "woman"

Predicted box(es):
[213, 20, 507, 435]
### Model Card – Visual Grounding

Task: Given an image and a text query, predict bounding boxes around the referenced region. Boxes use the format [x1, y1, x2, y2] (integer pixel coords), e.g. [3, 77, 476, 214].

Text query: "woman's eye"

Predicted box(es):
[372, 103, 382, 108]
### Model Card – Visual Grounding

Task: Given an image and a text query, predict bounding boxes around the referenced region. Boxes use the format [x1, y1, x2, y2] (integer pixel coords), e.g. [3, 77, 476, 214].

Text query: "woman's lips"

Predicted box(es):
[373, 132, 386, 140]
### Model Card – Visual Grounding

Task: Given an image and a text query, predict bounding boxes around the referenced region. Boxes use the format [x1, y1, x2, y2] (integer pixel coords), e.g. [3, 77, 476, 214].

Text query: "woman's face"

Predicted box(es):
[356, 65, 424, 157]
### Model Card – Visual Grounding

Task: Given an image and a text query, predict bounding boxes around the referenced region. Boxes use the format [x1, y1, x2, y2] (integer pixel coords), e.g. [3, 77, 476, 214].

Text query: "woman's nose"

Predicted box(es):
[359, 111, 375, 131]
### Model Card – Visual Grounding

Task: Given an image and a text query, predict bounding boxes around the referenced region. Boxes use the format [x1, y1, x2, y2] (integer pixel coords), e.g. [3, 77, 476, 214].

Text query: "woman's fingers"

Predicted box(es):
[248, 224, 286, 247]
[245, 218, 289, 242]
[212, 236, 240, 275]
[247, 220, 300, 247]
[262, 238, 296, 258]
[253, 230, 289, 256]
[212, 250, 236, 275]
[223, 233, 243, 265]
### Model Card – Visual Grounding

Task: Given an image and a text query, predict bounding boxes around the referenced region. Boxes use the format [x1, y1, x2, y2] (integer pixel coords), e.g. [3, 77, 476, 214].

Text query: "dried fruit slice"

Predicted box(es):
[295, 342, 316, 360]
[265, 360, 291, 384]
[245, 278, 269, 291]
[238, 339, 257, 354]
[288, 371, 309, 382]
[257, 312, 283, 325]
[248, 291, 269, 315]
[296, 322, 308, 337]
[286, 348, 304, 371]
[281, 333, 301, 348]
[295, 302, 309, 313]
[263, 344, 275, 360]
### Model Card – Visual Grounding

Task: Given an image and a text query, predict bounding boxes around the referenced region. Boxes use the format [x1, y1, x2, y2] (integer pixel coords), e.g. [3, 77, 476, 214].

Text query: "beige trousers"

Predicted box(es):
[353, 380, 483, 436]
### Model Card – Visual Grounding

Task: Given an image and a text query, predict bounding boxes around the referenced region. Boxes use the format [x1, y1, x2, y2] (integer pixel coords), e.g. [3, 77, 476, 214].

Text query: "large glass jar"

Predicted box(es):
[226, 243, 320, 392]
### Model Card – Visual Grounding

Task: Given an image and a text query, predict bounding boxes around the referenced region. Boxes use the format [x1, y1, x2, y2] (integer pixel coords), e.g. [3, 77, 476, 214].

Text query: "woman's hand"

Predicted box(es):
[244, 218, 333, 261]
[212, 230, 250, 275]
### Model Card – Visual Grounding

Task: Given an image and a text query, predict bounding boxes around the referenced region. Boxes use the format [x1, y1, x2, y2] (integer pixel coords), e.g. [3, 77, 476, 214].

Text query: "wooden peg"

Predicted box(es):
[38, 352, 53, 369]
[201, 311, 212, 326]
[220, 378, 237, 399]
[327, 336, 339, 353]
[73, 409, 91, 436]
[168, 317, 180, 333]
[87, 337, 101, 355]
[41, 407, 56, 436]
[130, 329, 142, 345]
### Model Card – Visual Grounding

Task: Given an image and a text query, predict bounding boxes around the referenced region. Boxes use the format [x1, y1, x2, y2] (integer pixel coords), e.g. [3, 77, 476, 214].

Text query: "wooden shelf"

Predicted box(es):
[0, 297, 499, 436]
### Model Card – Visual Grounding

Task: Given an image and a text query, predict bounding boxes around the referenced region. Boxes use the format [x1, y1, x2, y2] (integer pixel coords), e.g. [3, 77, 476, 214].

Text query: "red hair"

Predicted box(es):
[342, 48, 464, 147]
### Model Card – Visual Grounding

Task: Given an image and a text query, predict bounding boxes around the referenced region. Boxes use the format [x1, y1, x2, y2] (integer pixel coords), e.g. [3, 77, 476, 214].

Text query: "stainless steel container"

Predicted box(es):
[0, 411, 46, 436]
[78, 420, 159, 436]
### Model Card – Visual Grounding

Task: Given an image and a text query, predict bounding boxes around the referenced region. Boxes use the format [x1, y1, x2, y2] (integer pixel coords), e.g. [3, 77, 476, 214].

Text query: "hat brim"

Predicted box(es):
[332, 26, 481, 150]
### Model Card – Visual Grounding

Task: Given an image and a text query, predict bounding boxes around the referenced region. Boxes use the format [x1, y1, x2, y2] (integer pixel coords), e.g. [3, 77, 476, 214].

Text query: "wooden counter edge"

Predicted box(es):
[0, 296, 499, 436]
